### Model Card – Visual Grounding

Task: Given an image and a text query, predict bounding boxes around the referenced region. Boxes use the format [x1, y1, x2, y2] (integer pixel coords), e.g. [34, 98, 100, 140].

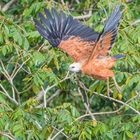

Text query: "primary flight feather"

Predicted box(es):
[34, 6, 123, 80]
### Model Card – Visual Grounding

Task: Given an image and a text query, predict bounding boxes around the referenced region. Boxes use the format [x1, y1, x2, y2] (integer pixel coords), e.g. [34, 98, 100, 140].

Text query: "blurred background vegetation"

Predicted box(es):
[0, 0, 140, 139]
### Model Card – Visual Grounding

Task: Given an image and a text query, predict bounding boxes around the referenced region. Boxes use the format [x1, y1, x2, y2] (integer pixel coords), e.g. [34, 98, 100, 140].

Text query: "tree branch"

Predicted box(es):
[11, 58, 30, 79]
[50, 126, 70, 140]
[93, 92, 140, 115]
[46, 89, 62, 103]
[1, 0, 17, 12]
[130, 19, 140, 26]
[77, 79, 140, 115]
[36, 71, 73, 107]
[36, 89, 61, 108]
[78, 87, 96, 121]
[0, 60, 20, 103]
[0, 131, 16, 140]
[49, 93, 139, 138]
[75, 93, 139, 121]
[74, 10, 92, 20]
[0, 83, 18, 105]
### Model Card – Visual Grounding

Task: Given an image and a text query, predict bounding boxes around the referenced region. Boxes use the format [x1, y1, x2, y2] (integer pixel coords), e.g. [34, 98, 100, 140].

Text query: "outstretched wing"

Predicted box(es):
[88, 5, 122, 60]
[34, 8, 99, 61]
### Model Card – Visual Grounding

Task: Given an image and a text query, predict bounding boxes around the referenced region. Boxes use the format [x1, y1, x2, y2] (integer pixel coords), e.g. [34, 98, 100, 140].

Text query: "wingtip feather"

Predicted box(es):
[34, 8, 99, 47]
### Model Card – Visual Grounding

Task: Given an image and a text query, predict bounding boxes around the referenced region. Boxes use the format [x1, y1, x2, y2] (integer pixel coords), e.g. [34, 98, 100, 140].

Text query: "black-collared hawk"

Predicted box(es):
[34, 6, 123, 81]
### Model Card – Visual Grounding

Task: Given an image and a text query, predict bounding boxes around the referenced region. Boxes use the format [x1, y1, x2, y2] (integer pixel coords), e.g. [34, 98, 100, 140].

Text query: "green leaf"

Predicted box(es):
[13, 29, 22, 46]
[27, 31, 40, 38]
[126, 131, 134, 139]
[2, 46, 7, 56]
[23, 37, 29, 50]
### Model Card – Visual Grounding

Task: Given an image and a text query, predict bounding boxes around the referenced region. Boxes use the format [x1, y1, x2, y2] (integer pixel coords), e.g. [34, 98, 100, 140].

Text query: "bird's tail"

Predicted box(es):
[113, 54, 125, 59]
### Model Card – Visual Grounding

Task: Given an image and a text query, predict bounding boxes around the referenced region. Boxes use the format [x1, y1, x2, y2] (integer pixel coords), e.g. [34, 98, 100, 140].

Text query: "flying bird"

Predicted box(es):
[34, 6, 123, 92]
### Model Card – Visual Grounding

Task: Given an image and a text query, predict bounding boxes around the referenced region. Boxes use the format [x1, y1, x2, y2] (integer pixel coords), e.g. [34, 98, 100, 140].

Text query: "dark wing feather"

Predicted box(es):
[34, 8, 99, 47]
[88, 5, 122, 60]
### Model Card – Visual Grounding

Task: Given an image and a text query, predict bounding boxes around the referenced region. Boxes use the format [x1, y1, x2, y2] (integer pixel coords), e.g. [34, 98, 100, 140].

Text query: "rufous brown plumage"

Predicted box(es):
[34, 6, 123, 80]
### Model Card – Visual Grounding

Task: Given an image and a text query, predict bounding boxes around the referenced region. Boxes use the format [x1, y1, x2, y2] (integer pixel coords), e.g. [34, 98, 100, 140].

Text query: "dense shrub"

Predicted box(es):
[0, 0, 140, 139]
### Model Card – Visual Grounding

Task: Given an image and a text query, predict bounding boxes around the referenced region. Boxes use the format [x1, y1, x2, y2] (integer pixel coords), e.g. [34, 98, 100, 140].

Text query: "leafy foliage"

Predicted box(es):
[0, 0, 140, 139]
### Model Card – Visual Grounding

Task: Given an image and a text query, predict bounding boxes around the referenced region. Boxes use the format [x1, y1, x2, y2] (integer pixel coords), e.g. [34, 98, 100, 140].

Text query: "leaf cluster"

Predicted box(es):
[0, 0, 140, 139]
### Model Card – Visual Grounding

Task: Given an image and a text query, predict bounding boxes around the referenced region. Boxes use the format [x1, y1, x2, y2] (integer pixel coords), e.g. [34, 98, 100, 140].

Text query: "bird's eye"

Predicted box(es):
[71, 66, 75, 68]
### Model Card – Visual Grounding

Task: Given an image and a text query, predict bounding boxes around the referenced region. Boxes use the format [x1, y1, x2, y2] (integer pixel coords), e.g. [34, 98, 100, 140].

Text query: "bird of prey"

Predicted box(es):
[34, 6, 123, 92]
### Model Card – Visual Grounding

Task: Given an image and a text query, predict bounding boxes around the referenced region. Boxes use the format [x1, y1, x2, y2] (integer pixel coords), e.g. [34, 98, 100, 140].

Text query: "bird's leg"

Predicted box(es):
[112, 76, 121, 93]
[107, 77, 110, 97]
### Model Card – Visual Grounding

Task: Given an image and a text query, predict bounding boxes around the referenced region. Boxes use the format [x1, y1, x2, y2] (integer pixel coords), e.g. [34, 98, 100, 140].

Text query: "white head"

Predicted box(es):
[69, 62, 81, 72]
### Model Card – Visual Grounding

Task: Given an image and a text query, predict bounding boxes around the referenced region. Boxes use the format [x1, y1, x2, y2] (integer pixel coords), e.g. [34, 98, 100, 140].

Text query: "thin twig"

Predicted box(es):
[93, 92, 140, 115]
[1, 59, 17, 100]
[130, 19, 140, 26]
[0, 60, 20, 102]
[36, 71, 72, 105]
[44, 72, 71, 107]
[76, 75, 96, 120]
[78, 87, 96, 121]
[16, 63, 31, 74]
[46, 89, 62, 104]
[0, 60, 10, 79]
[0, 83, 18, 105]
[11, 58, 30, 79]
[0, 131, 16, 140]
[51, 126, 70, 140]
[42, 86, 47, 108]
[34, 121, 42, 130]
[78, 80, 140, 115]
[49, 93, 139, 138]
[45, 114, 70, 139]
[74, 10, 92, 20]
[45, 71, 70, 93]
[60, 0, 65, 5]
[107, 78, 110, 97]
[37, 43, 45, 52]
[112, 76, 122, 93]
[75, 0, 80, 4]
[1, 0, 17, 12]
[126, 0, 133, 3]
[75, 93, 140, 121]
